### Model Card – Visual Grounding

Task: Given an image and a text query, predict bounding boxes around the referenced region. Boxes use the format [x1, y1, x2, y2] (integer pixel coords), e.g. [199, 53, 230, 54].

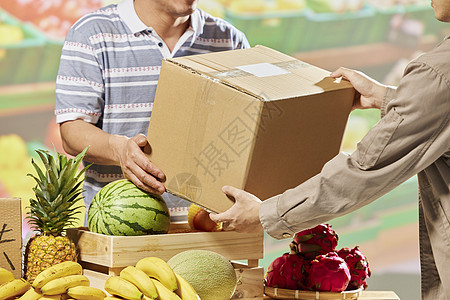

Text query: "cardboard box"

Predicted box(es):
[147, 46, 354, 213]
[0, 198, 22, 278]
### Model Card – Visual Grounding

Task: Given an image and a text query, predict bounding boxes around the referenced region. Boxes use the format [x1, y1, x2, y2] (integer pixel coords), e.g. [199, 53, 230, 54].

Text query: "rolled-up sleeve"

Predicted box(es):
[260, 60, 450, 239]
[55, 28, 104, 125]
[381, 86, 397, 118]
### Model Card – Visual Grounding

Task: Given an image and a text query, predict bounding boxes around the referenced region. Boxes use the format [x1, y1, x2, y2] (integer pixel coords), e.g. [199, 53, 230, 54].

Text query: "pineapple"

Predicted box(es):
[24, 147, 89, 283]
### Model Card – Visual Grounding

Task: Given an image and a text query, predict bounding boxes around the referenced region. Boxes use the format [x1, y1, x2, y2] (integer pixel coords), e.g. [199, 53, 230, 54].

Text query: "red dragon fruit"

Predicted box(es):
[265, 253, 310, 290]
[307, 252, 350, 292]
[337, 246, 371, 290]
[290, 224, 339, 260]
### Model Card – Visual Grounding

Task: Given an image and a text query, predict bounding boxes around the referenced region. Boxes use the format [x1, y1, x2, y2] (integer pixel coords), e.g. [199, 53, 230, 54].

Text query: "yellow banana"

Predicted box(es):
[0, 267, 15, 285]
[40, 275, 89, 295]
[0, 278, 31, 300]
[149, 279, 181, 300]
[19, 288, 43, 300]
[67, 286, 106, 300]
[136, 257, 178, 292]
[119, 266, 158, 299]
[173, 273, 200, 300]
[104, 276, 142, 300]
[33, 261, 83, 289]
[103, 297, 122, 300]
[40, 294, 66, 300]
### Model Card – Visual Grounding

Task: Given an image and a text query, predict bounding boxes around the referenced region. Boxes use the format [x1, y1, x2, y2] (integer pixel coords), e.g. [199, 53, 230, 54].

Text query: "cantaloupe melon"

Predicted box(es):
[167, 250, 237, 300]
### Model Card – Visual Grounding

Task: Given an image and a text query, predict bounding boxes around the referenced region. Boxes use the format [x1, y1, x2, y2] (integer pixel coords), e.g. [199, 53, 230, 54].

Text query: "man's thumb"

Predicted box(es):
[209, 212, 228, 223]
[209, 213, 220, 223]
[134, 134, 148, 146]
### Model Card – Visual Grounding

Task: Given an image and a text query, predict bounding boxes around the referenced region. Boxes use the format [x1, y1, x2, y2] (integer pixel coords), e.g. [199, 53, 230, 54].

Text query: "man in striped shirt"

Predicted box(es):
[55, 0, 250, 222]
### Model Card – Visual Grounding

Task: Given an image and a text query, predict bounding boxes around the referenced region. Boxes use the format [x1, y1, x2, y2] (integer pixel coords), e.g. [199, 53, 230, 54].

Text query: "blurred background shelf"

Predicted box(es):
[294, 35, 438, 71]
[0, 82, 55, 114]
[0, 82, 55, 143]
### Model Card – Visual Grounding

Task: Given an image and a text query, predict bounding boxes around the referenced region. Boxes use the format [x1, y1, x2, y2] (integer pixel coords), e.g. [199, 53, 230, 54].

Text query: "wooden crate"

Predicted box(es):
[66, 224, 265, 298]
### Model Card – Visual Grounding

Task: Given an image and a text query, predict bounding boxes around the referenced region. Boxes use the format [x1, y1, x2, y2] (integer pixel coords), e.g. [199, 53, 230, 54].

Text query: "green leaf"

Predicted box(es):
[47, 153, 59, 181]
[58, 160, 73, 191]
[75, 164, 91, 181]
[29, 159, 47, 186]
[36, 150, 49, 170]
[47, 168, 60, 196]
[27, 146, 91, 234]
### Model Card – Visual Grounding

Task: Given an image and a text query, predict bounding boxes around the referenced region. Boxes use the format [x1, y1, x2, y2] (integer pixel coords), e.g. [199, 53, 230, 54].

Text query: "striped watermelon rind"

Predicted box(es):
[87, 179, 170, 236]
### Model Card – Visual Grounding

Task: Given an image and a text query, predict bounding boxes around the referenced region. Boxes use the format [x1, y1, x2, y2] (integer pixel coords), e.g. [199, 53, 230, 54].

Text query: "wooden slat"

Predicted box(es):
[68, 228, 114, 267]
[67, 227, 264, 268]
[232, 261, 265, 299]
[264, 286, 362, 299]
[82, 269, 109, 291]
[247, 259, 259, 268]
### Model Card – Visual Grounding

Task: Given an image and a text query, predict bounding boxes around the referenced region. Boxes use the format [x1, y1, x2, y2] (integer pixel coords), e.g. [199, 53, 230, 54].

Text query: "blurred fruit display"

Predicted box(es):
[0, 134, 38, 212]
[367, 0, 433, 9]
[218, 0, 447, 54]
[0, 21, 23, 46]
[0, 0, 103, 39]
[305, 0, 364, 13]
[0, 134, 85, 238]
[0, 10, 45, 85]
[0, 0, 446, 86]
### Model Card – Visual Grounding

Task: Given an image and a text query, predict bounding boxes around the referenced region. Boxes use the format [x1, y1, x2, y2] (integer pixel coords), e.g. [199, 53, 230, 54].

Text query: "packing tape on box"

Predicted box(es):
[210, 60, 310, 79]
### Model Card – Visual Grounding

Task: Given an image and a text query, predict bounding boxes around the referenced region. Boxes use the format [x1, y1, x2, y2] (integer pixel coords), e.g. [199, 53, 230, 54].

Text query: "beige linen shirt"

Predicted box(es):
[260, 35, 450, 299]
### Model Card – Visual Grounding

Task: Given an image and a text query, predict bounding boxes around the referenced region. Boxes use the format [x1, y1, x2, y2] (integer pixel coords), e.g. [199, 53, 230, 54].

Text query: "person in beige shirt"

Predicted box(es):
[210, 1, 450, 298]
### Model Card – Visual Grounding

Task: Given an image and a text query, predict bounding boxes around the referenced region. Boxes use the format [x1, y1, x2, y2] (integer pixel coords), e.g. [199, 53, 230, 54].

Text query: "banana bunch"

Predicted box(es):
[0, 267, 31, 300]
[0, 267, 15, 285]
[0, 262, 105, 300]
[105, 257, 199, 300]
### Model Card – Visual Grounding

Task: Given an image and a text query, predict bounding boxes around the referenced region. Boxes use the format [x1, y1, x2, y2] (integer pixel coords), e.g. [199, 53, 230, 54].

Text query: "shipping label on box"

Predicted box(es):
[147, 46, 354, 213]
[0, 198, 22, 278]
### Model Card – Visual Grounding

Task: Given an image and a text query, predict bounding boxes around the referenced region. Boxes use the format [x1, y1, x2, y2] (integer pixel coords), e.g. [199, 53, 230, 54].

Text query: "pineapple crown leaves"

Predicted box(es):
[26, 146, 90, 235]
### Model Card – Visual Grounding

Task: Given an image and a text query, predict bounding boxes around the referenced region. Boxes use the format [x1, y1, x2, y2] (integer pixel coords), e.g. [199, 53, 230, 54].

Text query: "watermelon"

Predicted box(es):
[87, 179, 170, 236]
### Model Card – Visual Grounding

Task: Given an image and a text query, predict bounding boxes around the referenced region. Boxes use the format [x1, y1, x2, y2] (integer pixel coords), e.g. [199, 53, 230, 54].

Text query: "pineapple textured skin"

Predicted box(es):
[25, 235, 78, 283]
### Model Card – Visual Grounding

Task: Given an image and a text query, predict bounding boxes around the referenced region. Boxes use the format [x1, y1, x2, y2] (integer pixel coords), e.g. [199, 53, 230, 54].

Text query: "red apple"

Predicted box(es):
[193, 209, 220, 232]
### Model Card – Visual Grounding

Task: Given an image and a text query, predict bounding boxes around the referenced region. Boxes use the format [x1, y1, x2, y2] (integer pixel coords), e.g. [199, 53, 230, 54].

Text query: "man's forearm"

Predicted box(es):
[60, 119, 127, 165]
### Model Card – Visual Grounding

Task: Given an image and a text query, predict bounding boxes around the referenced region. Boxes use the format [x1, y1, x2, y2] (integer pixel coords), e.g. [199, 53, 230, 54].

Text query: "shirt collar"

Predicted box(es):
[117, 0, 204, 36]
[117, 0, 147, 33]
[190, 9, 204, 36]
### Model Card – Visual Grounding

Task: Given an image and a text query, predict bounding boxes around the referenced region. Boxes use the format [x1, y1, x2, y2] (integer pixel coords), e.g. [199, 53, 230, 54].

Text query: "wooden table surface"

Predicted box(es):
[358, 291, 400, 299]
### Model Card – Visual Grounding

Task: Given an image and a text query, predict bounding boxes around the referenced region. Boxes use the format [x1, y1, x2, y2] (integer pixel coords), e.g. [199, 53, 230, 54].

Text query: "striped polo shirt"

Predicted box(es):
[55, 0, 250, 216]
